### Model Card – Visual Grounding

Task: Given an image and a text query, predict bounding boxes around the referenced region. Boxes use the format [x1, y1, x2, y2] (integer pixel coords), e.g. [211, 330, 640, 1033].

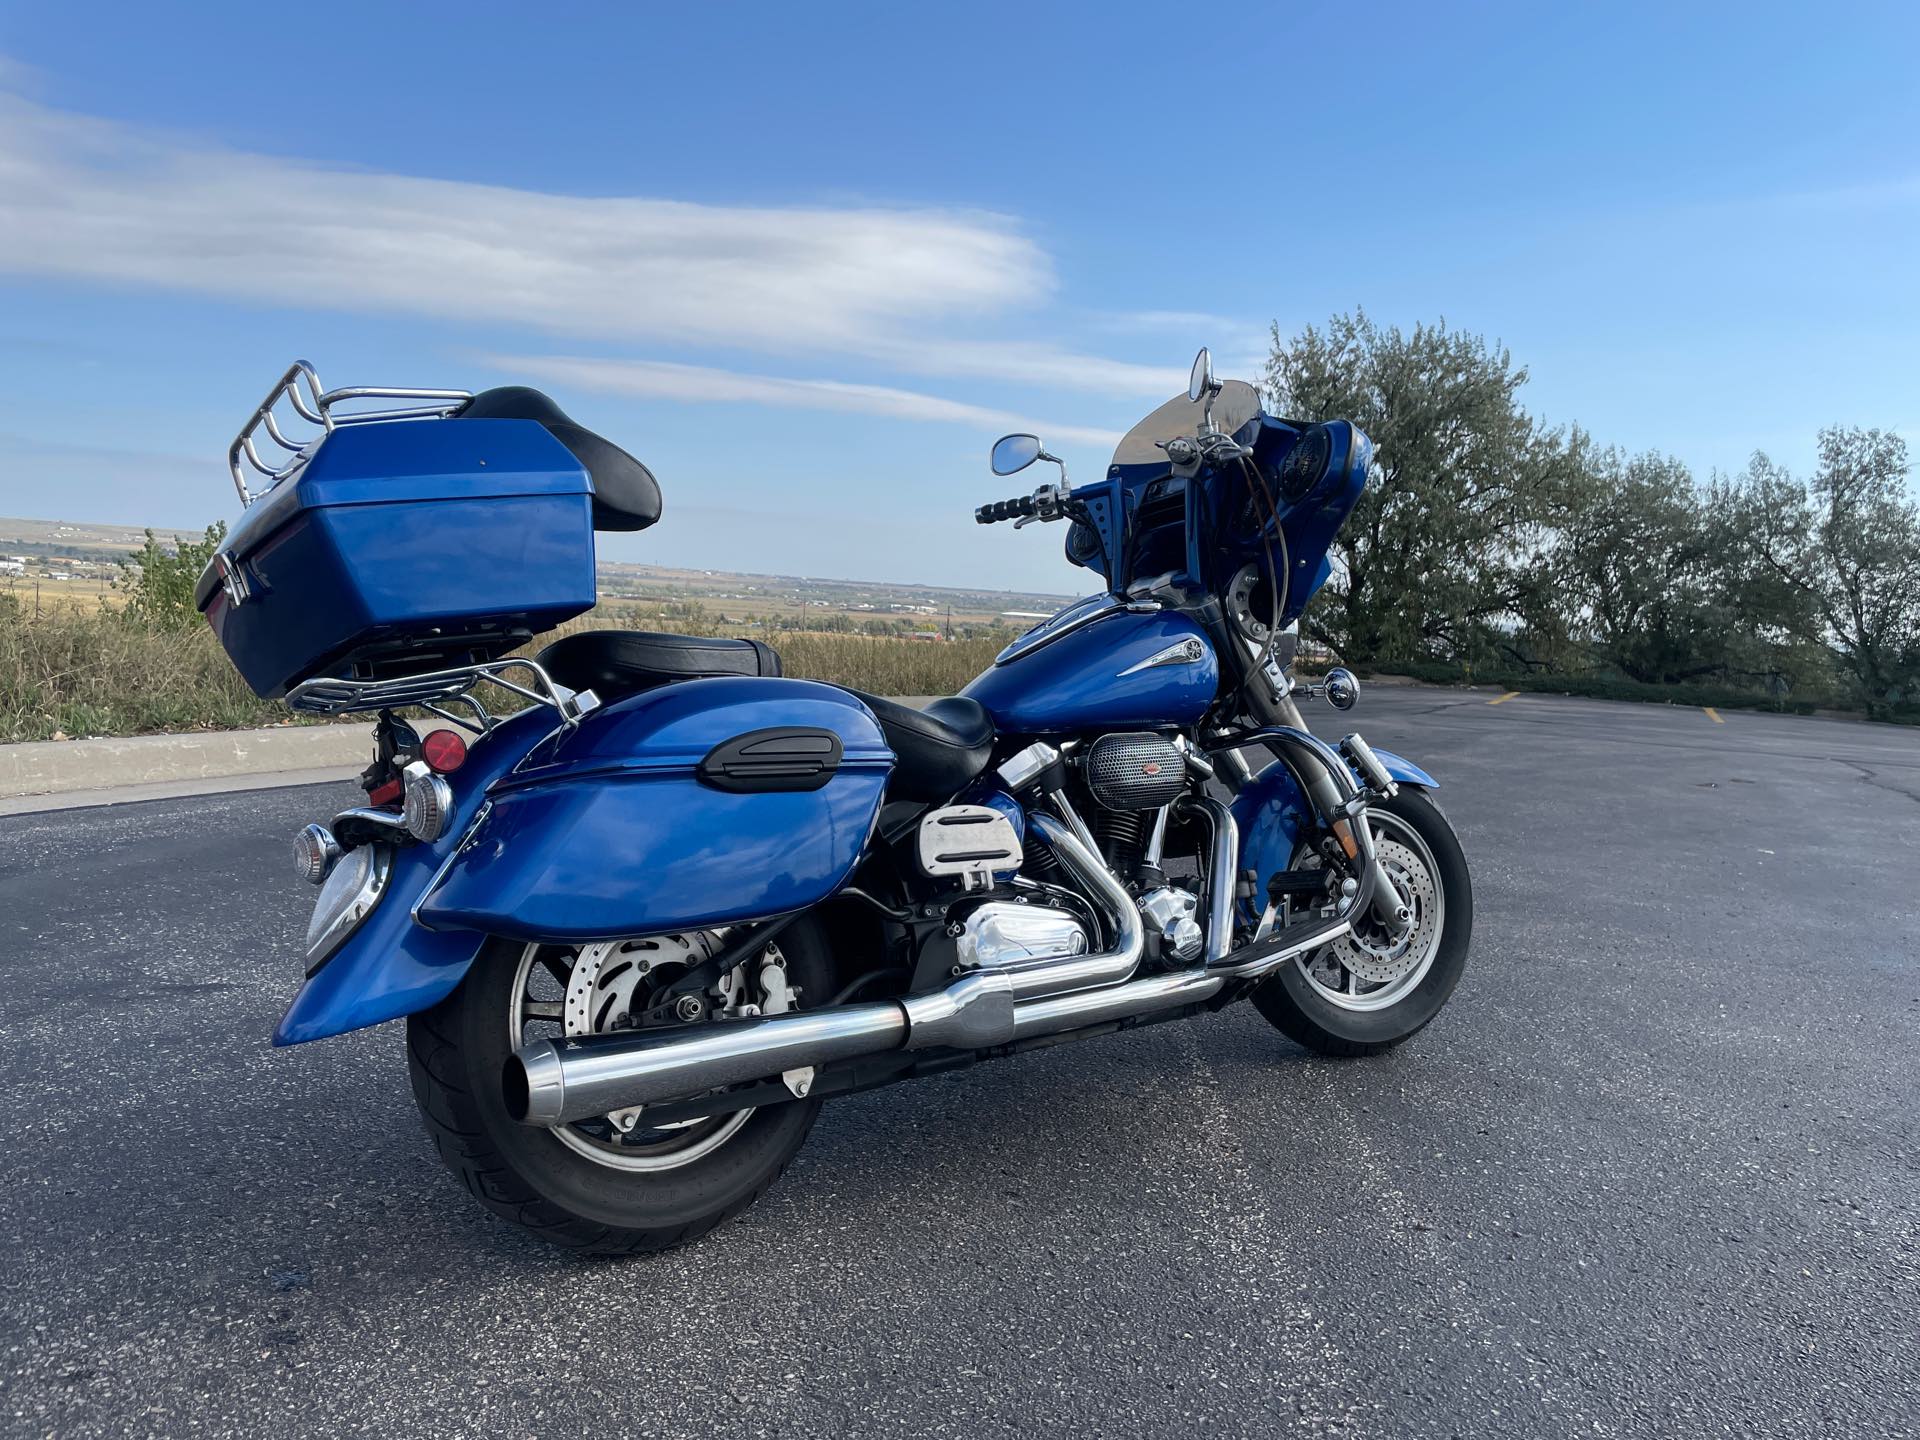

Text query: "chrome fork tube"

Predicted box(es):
[1237, 726, 1410, 940]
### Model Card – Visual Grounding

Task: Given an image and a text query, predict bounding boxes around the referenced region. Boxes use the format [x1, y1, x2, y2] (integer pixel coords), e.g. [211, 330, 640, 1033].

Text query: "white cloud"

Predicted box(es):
[486, 354, 1125, 448]
[0, 91, 1048, 354]
[0, 85, 1199, 407]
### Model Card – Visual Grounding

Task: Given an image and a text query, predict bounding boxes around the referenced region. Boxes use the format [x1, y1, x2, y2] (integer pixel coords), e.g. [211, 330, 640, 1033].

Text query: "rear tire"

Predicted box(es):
[1252, 789, 1472, 1057]
[407, 920, 831, 1256]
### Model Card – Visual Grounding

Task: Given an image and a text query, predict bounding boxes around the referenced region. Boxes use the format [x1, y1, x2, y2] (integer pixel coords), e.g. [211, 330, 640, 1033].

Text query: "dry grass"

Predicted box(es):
[0, 604, 290, 742]
[0, 600, 1013, 743]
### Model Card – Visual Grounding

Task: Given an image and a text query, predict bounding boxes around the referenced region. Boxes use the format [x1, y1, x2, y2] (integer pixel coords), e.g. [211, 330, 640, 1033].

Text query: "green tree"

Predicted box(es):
[1554, 449, 1732, 684]
[115, 523, 227, 629]
[1266, 310, 1577, 663]
[1720, 428, 1920, 716]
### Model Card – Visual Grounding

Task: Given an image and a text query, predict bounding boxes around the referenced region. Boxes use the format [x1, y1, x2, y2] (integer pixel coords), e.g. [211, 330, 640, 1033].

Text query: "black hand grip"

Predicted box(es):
[975, 494, 1038, 524]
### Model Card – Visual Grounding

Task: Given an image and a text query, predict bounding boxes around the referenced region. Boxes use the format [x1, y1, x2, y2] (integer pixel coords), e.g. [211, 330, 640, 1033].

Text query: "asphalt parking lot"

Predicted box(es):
[1, 686, 1915, 1438]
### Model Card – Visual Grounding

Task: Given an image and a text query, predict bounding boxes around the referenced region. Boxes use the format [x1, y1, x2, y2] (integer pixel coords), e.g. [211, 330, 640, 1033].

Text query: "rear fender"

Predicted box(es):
[272, 704, 558, 1047]
[274, 678, 893, 1047]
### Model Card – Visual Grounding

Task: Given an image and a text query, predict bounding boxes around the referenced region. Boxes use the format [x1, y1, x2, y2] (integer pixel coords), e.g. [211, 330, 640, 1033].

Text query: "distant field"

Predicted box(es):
[0, 574, 117, 613]
[0, 603, 1026, 743]
[0, 515, 1073, 630]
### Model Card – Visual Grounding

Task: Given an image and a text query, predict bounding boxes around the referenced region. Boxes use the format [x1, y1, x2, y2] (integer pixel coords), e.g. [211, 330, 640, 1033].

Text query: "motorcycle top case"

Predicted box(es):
[414, 677, 894, 943]
[196, 418, 598, 698]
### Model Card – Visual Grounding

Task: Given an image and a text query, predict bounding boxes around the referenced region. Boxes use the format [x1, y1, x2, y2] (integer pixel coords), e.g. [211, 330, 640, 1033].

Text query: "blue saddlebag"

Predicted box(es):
[414, 677, 894, 942]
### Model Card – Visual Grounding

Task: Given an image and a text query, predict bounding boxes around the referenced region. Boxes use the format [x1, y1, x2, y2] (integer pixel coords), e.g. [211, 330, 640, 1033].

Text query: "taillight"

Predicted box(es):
[421, 728, 467, 773]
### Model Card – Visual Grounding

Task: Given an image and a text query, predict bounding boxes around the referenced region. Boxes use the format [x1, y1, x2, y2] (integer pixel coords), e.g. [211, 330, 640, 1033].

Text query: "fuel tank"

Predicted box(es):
[961, 596, 1219, 734]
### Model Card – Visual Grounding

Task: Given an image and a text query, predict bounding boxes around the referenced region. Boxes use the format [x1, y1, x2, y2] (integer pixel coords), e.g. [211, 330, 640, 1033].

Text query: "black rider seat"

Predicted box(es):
[537, 630, 783, 697]
[849, 692, 995, 803]
[457, 387, 662, 532]
[535, 636, 994, 803]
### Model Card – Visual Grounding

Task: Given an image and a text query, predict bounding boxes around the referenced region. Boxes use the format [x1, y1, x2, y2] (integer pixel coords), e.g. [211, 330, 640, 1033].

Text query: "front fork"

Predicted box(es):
[1216, 678, 1414, 942]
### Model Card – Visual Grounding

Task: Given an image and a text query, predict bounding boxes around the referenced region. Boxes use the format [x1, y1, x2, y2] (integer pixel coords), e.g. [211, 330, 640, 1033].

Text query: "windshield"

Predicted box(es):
[1109, 380, 1264, 467]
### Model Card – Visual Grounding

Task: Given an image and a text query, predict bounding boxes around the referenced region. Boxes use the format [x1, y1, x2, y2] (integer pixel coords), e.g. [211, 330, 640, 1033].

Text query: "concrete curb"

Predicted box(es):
[0, 702, 946, 815]
[0, 724, 372, 810]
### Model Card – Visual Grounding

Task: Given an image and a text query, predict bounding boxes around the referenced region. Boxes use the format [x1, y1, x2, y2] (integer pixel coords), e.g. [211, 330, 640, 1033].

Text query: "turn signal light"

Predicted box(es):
[401, 761, 454, 843]
[294, 823, 342, 885]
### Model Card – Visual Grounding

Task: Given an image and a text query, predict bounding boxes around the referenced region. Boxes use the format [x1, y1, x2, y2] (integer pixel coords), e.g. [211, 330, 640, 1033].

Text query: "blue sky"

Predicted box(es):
[0, 2, 1915, 593]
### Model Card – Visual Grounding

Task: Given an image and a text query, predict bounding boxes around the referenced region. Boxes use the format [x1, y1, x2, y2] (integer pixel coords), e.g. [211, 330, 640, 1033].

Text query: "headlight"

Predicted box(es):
[401, 761, 454, 843]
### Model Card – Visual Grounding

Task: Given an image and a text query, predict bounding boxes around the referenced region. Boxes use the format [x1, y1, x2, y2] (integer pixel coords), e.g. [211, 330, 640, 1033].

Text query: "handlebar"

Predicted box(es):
[975, 494, 1039, 525]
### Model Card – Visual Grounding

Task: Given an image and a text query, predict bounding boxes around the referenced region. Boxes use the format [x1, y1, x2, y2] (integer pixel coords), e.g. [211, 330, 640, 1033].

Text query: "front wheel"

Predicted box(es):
[1252, 788, 1472, 1056]
[407, 919, 833, 1255]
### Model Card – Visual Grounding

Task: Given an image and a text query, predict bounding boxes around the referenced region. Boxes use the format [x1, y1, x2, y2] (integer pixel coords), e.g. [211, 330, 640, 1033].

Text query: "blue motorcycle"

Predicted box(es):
[200, 349, 1471, 1253]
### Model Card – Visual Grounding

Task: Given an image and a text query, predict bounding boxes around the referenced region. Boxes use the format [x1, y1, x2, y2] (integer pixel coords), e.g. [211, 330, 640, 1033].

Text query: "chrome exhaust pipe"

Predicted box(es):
[507, 904, 1348, 1129]
[509, 813, 1145, 1127]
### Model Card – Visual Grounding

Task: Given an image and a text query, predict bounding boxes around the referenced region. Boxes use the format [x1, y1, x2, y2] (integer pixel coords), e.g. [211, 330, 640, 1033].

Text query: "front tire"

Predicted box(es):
[407, 920, 832, 1255]
[1252, 789, 1472, 1057]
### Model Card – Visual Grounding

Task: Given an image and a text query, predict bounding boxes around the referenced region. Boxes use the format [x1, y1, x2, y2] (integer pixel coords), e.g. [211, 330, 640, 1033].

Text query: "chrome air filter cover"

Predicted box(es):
[1083, 732, 1187, 812]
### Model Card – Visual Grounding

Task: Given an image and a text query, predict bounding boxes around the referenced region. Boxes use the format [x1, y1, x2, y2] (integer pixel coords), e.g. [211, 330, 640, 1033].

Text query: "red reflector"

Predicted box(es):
[367, 777, 403, 808]
[421, 729, 468, 773]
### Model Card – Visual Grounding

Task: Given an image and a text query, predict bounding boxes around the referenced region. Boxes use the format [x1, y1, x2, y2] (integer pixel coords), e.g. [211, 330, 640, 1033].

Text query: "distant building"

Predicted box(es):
[0, 560, 22, 575]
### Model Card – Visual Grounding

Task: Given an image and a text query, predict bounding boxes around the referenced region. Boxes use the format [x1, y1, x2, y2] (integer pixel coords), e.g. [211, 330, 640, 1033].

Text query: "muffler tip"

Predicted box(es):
[504, 1040, 566, 1126]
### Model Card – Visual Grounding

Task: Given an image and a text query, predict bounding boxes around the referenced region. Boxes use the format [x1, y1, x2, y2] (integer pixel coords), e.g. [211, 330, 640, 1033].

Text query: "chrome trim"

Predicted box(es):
[400, 762, 454, 842]
[1208, 910, 1357, 980]
[509, 1002, 912, 1126]
[1142, 804, 1171, 867]
[916, 804, 1023, 888]
[293, 823, 342, 885]
[212, 551, 252, 608]
[955, 900, 1089, 972]
[1173, 794, 1239, 964]
[1045, 789, 1105, 862]
[410, 800, 491, 927]
[1117, 636, 1208, 677]
[304, 843, 392, 969]
[329, 806, 411, 837]
[996, 741, 1061, 791]
[1340, 733, 1397, 797]
[1011, 968, 1224, 1043]
[285, 656, 594, 731]
[229, 360, 472, 506]
[991, 594, 1126, 667]
[1004, 814, 1144, 999]
[900, 972, 1017, 1051]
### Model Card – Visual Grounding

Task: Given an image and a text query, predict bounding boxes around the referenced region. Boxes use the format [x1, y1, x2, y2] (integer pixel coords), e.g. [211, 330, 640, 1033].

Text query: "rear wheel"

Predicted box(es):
[1252, 789, 1472, 1056]
[407, 918, 832, 1255]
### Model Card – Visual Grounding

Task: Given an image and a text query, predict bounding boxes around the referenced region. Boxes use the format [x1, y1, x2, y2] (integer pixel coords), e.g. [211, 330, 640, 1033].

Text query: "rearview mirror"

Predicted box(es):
[991, 433, 1043, 476]
[1188, 348, 1215, 404]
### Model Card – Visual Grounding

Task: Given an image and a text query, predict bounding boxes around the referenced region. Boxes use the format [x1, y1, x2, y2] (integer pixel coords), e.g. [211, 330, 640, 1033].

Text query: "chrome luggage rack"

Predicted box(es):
[285, 658, 601, 735]
[230, 360, 473, 507]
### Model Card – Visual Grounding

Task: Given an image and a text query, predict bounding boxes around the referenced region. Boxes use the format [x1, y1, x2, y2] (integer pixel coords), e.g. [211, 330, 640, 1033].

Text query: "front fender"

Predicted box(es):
[1229, 741, 1437, 908]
